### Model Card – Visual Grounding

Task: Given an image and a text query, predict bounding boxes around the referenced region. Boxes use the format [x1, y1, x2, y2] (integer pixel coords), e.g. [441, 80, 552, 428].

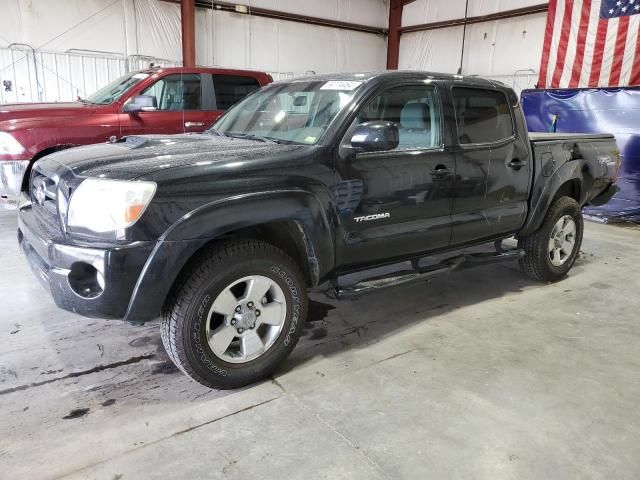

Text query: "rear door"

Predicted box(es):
[335, 83, 455, 268]
[210, 74, 262, 124]
[450, 86, 530, 245]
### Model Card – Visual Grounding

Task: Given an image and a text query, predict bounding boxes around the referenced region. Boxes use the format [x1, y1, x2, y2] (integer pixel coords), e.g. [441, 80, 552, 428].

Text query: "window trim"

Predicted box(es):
[202, 74, 216, 110]
[340, 81, 446, 156]
[450, 85, 517, 148]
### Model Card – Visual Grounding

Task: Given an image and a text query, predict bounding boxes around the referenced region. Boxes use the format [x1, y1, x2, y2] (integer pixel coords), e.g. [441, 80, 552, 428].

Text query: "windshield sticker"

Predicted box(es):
[133, 73, 150, 79]
[304, 136, 317, 143]
[320, 81, 363, 91]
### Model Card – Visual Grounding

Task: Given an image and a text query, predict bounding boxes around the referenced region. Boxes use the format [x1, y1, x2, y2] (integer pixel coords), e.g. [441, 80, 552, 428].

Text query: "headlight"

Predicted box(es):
[67, 178, 156, 233]
[0, 132, 25, 155]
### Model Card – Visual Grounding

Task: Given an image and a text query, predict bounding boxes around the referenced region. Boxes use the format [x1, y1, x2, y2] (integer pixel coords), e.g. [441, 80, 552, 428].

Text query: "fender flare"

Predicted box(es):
[519, 160, 592, 237]
[123, 188, 334, 323]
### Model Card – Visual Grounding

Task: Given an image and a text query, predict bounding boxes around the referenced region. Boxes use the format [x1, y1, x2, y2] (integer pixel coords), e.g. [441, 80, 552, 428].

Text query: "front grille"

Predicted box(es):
[31, 169, 63, 232]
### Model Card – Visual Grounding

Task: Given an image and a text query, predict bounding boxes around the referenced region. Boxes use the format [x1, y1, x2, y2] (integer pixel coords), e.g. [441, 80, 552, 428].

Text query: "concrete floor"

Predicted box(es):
[1, 209, 639, 480]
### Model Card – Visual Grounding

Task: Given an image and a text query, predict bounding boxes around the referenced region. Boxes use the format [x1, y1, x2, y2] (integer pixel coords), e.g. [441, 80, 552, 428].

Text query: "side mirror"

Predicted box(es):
[123, 95, 158, 113]
[350, 121, 399, 153]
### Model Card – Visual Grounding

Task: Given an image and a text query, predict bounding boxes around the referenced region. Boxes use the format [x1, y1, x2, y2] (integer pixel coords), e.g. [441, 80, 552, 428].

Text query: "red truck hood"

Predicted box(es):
[0, 101, 98, 120]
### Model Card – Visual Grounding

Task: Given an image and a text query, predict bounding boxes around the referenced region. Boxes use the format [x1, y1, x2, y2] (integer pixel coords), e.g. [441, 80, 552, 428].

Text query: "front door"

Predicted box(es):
[450, 86, 530, 245]
[120, 73, 206, 136]
[335, 83, 455, 268]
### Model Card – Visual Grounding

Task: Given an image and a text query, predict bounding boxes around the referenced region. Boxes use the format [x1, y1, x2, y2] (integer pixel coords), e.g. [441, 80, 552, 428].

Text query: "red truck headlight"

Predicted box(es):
[0, 132, 25, 156]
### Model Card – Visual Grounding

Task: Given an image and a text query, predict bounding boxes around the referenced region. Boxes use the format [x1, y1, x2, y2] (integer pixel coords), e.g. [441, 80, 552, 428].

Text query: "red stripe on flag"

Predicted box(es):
[568, 0, 591, 88]
[538, 0, 559, 88]
[588, 19, 609, 87]
[609, 16, 630, 86]
[630, 22, 640, 86]
[551, 0, 575, 88]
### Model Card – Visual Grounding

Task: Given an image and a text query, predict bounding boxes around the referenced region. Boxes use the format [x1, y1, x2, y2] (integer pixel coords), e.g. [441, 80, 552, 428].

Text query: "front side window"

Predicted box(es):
[213, 75, 261, 110]
[452, 87, 514, 145]
[142, 74, 202, 111]
[85, 72, 149, 105]
[353, 84, 442, 150]
[211, 80, 362, 144]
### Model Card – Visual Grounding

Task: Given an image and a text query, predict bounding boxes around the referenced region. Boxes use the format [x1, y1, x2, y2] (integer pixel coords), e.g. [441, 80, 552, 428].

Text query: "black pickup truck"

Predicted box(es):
[18, 71, 619, 389]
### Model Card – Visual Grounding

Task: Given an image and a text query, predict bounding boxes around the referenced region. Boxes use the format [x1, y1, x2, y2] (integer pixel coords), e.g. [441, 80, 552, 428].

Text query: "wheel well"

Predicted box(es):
[21, 145, 75, 191]
[553, 179, 581, 204]
[222, 221, 315, 286]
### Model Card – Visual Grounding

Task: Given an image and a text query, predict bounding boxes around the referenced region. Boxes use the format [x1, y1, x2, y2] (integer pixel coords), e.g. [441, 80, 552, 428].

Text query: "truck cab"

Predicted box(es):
[0, 66, 272, 207]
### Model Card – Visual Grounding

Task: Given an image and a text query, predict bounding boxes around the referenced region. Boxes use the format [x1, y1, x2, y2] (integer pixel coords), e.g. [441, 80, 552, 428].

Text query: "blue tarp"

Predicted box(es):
[522, 87, 640, 222]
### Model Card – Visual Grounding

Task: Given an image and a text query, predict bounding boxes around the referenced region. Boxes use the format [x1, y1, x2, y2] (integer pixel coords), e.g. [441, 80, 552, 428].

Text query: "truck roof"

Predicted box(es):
[140, 66, 272, 79]
[284, 70, 501, 87]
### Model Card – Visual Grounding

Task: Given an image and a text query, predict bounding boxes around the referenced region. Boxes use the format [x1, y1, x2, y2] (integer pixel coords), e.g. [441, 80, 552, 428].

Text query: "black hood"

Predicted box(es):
[36, 134, 306, 181]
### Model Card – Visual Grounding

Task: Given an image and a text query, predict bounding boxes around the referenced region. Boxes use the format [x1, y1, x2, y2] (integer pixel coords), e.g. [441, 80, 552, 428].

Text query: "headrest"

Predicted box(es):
[400, 103, 431, 130]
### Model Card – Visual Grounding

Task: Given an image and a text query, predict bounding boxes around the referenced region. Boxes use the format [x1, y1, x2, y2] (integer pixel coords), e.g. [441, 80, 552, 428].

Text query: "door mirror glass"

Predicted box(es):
[350, 121, 399, 153]
[123, 95, 157, 113]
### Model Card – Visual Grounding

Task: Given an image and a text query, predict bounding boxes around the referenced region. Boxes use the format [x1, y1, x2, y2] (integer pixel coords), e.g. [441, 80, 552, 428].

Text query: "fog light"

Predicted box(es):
[68, 262, 104, 298]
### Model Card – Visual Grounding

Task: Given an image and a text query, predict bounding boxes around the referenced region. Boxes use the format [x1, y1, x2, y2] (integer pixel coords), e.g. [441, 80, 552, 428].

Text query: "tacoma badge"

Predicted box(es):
[354, 213, 391, 223]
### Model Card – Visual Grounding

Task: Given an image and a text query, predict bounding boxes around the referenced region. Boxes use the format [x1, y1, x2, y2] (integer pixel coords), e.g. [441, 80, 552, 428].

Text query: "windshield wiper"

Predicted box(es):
[225, 132, 280, 144]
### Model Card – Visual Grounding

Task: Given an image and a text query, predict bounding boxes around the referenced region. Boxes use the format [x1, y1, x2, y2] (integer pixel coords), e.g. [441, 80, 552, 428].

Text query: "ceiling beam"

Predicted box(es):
[160, 0, 387, 36]
[401, 3, 549, 34]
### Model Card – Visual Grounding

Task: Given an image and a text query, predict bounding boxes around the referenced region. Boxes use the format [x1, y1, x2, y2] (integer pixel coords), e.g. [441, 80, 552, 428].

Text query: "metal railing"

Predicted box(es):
[0, 43, 312, 104]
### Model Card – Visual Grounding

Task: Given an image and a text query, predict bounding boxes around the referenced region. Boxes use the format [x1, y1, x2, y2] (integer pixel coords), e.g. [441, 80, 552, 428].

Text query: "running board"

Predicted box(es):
[331, 248, 524, 299]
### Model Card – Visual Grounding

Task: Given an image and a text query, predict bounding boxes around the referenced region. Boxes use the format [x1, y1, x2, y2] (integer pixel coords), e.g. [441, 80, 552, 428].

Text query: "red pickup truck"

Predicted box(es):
[0, 66, 272, 207]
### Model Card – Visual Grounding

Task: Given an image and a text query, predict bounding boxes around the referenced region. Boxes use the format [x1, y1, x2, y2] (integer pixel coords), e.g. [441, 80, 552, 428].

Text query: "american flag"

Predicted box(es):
[538, 0, 640, 88]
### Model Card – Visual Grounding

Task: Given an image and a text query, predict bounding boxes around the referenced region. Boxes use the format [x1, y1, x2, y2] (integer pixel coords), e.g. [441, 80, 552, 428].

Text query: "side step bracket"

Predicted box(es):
[331, 247, 524, 299]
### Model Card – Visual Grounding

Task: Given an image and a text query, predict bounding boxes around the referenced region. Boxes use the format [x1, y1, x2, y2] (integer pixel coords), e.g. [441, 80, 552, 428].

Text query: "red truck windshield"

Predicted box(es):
[85, 72, 150, 105]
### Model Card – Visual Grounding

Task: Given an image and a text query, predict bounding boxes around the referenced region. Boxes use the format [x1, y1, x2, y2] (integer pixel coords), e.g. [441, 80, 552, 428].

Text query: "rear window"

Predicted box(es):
[212, 75, 261, 110]
[452, 87, 514, 144]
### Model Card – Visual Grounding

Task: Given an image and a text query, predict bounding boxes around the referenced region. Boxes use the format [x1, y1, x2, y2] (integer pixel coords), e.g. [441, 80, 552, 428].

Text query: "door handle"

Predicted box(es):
[508, 158, 525, 171]
[185, 121, 205, 128]
[430, 164, 451, 176]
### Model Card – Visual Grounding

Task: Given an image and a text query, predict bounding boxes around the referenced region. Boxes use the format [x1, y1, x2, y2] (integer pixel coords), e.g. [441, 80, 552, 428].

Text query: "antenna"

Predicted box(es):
[457, 0, 469, 75]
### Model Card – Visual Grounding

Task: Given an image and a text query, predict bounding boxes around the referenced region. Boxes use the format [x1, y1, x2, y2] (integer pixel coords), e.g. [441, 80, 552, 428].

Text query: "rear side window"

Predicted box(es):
[452, 88, 514, 144]
[212, 75, 261, 110]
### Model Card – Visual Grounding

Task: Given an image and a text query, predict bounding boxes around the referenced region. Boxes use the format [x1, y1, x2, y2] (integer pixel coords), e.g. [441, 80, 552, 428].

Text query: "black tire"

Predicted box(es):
[161, 239, 308, 389]
[518, 196, 583, 282]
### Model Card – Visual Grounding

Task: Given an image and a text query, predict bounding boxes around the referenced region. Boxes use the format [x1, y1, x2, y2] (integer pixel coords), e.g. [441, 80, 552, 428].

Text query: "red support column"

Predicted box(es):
[181, 0, 196, 67]
[387, 0, 415, 69]
[387, 0, 403, 70]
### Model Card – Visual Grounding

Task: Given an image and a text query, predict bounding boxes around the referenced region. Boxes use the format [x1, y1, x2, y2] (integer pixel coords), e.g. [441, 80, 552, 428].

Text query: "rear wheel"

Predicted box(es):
[518, 196, 583, 282]
[161, 239, 307, 389]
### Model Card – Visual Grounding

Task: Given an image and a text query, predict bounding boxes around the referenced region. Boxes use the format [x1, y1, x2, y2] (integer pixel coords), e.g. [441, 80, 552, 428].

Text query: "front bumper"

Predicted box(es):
[18, 203, 155, 320]
[1, 160, 30, 209]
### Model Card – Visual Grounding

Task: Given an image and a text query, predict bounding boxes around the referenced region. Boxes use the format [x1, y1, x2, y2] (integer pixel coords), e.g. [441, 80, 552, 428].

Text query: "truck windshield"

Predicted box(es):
[85, 72, 150, 105]
[210, 80, 363, 144]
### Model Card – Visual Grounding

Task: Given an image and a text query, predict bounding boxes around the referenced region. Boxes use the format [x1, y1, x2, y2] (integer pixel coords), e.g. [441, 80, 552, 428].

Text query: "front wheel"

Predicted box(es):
[518, 196, 584, 282]
[161, 239, 307, 389]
